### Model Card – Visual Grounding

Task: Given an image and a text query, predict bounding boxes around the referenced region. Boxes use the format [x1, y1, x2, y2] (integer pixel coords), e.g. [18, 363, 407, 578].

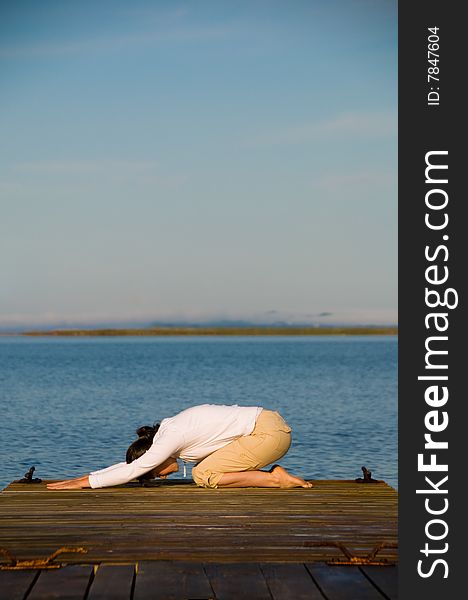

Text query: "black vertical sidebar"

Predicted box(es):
[399, 2, 464, 598]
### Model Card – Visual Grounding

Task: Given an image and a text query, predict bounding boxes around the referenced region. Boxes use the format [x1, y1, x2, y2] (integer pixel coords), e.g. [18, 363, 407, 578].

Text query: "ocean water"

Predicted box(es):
[0, 335, 397, 490]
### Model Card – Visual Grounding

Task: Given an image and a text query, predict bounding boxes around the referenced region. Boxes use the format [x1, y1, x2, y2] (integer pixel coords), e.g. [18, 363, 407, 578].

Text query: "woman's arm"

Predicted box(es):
[47, 475, 90, 490]
[47, 428, 183, 490]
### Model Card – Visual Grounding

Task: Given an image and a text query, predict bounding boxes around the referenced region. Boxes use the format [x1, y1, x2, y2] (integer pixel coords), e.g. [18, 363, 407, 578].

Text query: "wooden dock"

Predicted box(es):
[0, 479, 398, 599]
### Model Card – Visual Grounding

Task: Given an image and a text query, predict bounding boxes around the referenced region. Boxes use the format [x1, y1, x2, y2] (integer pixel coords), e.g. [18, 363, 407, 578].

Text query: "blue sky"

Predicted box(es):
[0, 0, 397, 328]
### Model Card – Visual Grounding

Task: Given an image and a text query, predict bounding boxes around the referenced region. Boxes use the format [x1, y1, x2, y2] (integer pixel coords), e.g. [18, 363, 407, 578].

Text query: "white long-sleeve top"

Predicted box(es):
[89, 404, 263, 488]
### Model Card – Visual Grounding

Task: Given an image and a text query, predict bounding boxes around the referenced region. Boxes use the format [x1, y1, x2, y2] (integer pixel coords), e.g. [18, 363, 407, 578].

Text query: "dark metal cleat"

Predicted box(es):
[355, 465, 379, 483]
[15, 466, 42, 484]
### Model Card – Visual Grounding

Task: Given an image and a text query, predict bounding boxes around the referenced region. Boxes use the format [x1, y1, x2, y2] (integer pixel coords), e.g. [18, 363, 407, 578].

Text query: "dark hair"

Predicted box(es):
[126, 423, 160, 483]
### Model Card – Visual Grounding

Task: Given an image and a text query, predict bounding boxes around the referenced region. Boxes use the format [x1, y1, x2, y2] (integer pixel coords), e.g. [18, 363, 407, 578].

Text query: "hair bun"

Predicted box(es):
[135, 423, 160, 440]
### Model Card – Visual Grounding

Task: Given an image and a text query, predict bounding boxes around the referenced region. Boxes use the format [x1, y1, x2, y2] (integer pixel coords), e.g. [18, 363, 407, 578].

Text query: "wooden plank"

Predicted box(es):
[0, 570, 38, 600]
[204, 563, 271, 600]
[260, 563, 324, 599]
[87, 564, 134, 600]
[0, 481, 398, 564]
[27, 565, 94, 600]
[134, 561, 214, 600]
[0, 563, 398, 600]
[306, 564, 386, 600]
[0, 549, 357, 565]
[361, 566, 398, 600]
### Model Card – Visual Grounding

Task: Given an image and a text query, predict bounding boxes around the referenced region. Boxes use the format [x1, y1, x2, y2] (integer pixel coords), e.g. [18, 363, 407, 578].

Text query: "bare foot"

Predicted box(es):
[270, 465, 313, 489]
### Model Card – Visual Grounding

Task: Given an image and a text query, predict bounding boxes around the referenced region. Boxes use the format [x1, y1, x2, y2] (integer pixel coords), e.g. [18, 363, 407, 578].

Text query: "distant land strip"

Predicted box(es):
[22, 326, 398, 336]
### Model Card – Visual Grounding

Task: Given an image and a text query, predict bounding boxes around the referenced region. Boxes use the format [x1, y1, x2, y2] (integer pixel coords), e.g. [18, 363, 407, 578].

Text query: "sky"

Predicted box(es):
[0, 0, 397, 329]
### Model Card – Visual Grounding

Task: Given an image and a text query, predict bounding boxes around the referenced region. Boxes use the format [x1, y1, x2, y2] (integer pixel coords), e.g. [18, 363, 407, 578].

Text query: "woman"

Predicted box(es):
[47, 404, 313, 490]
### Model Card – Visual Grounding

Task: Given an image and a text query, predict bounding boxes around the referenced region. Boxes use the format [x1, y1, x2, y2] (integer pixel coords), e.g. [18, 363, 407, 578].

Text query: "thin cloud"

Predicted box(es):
[3, 160, 187, 189]
[0, 308, 398, 329]
[247, 111, 396, 146]
[0, 25, 234, 60]
[118, 5, 190, 21]
[10, 159, 159, 174]
[313, 169, 396, 193]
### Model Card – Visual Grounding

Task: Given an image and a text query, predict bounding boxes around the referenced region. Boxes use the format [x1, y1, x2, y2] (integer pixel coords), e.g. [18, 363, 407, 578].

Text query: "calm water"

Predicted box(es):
[0, 336, 397, 490]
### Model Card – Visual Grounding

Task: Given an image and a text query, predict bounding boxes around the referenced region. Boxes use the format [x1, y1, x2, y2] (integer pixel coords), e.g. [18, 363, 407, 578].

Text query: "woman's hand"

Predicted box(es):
[145, 458, 179, 480]
[47, 475, 91, 490]
[156, 458, 179, 477]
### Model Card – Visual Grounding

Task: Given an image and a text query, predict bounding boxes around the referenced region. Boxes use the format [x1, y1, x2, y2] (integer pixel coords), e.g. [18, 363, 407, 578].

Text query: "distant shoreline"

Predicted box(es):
[18, 326, 398, 337]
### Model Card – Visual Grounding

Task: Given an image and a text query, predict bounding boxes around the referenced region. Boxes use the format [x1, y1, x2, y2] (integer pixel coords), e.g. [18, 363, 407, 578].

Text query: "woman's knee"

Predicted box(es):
[192, 465, 222, 489]
[191, 465, 204, 486]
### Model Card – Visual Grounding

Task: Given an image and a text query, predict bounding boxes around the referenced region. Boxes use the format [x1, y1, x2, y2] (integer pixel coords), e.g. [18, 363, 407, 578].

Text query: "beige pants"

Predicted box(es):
[192, 409, 292, 488]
